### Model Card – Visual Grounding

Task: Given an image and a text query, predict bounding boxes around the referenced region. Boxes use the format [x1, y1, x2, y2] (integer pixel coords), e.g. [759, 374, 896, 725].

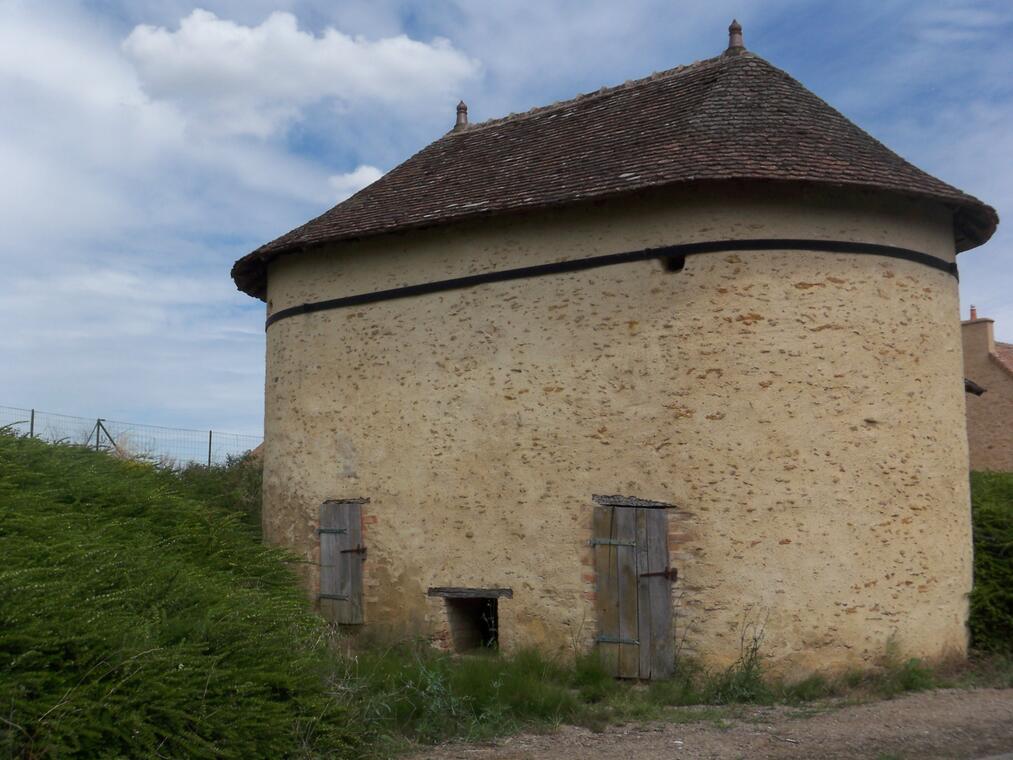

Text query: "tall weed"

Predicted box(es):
[0, 434, 352, 758]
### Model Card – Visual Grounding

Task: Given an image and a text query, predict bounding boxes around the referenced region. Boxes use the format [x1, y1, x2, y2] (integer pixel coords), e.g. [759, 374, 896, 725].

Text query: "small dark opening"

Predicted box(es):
[445, 597, 498, 651]
[663, 254, 686, 272]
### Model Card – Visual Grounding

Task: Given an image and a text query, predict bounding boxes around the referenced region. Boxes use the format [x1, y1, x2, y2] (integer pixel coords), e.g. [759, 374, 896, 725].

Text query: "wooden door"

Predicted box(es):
[319, 498, 367, 624]
[592, 495, 675, 679]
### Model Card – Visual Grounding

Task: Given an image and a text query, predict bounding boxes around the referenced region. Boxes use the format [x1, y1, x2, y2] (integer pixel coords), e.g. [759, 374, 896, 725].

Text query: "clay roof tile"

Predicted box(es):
[232, 41, 997, 299]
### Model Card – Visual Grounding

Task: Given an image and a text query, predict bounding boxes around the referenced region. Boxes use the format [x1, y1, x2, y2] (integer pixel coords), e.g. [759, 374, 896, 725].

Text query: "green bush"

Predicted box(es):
[969, 471, 1013, 653]
[0, 434, 353, 758]
[171, 453, 263, 535]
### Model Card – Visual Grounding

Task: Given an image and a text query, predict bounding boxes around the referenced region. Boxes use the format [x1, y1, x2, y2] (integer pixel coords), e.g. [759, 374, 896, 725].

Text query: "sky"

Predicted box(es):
[1, 0, 1010, 435]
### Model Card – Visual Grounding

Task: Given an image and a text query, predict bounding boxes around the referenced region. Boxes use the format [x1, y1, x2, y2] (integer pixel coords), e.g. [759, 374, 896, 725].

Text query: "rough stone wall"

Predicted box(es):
[962, 319, 1013, 471]
[262, 183, 971, 672]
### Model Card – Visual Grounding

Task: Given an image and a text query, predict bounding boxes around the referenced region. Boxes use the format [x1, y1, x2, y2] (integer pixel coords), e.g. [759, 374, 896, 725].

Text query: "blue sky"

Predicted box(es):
[1, 0, 1010, 435]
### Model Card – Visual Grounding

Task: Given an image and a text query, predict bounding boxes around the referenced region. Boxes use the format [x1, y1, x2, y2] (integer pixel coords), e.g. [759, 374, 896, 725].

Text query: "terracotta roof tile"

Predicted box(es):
[994, 342, 1013, 376]
[232, 48, 997, 299]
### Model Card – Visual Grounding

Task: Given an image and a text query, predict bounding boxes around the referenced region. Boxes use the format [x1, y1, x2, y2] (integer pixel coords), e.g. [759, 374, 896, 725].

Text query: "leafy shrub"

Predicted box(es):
[171, 453, 263, 535]
[969, 471, 1013, 653]
[0, 434, 353, 758]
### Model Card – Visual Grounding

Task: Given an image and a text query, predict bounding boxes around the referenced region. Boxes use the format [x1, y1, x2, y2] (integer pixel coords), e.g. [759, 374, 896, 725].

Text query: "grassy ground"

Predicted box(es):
[1, 434, 1010, 758]
[334, 638, 1012, 754]
[0, 434, 354, 758]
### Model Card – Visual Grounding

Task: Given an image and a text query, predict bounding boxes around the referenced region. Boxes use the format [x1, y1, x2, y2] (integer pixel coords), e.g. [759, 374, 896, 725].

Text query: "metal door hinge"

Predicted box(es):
[318, 593, 349, 601]
[341, 545, 367, 557]
[596, 634, 639, 645]
[589, 538, 636, 547]
[317, 528, 347, 535]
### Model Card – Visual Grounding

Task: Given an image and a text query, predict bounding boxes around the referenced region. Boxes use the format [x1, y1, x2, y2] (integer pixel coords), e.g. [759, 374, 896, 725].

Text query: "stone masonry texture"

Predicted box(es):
[260, 183, 972, 673]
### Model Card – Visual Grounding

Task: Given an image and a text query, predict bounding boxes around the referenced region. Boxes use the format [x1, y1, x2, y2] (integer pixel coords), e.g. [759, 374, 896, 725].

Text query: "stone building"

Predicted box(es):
[963, 308, 1013, 472]
[232, 23, 998, 676]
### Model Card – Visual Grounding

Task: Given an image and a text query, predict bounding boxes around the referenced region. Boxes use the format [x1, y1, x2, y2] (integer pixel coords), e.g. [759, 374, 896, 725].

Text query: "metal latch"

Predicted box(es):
[640, 567, 678, 582]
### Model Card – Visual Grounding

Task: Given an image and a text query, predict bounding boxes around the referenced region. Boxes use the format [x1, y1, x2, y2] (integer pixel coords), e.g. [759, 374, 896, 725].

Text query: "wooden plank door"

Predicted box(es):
[592, 496, 675, 679]
[319, 498, 367, 624]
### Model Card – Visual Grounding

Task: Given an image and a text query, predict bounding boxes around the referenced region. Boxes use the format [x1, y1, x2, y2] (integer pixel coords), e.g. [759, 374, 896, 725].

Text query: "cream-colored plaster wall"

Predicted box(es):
[963, 319, 1013, 471]
[262, 184, 971, 672]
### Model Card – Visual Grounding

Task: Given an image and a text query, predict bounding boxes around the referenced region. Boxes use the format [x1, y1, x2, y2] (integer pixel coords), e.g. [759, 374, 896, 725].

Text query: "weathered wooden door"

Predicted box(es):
[318, 498, 367, 624]
[592, 495, 675, 679]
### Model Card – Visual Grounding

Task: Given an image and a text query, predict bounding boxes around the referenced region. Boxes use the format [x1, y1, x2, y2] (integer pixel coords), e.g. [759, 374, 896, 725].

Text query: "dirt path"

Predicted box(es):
[416, 689, 1013, 760]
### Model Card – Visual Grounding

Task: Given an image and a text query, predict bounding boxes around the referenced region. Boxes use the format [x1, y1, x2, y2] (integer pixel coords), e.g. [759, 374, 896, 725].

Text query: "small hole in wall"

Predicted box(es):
[663, 255, 686, 272]
[445, 598, 498, 652]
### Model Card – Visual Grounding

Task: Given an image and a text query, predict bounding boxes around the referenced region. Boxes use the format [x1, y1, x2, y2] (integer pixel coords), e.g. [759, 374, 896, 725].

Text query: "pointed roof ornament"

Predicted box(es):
[454, 100, 469, 132]
[726, 19, 744, 54]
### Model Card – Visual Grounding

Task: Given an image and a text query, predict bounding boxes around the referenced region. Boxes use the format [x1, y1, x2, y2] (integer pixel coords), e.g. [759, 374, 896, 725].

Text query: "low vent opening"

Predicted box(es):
[445, 597, 498, 652]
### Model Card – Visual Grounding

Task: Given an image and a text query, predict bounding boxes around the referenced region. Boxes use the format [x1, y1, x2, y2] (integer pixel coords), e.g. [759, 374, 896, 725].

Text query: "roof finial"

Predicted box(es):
[726, 19, 744, 54]
[454, 100, 468, 132]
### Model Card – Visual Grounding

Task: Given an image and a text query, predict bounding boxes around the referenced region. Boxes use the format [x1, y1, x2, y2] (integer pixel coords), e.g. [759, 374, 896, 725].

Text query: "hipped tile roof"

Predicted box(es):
[232, 43, 997, 299]
[995, 342, 1013, 376]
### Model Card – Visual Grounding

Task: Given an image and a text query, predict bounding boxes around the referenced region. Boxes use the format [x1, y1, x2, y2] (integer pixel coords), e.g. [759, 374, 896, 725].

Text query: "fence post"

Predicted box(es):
[95, 419, 102, 451]
[208, 430, 213, 467]
[29, 409, 34, 438]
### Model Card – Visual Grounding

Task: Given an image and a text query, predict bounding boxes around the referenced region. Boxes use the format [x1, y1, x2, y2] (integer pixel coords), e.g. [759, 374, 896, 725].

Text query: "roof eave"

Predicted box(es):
[231, 178, 998, 300]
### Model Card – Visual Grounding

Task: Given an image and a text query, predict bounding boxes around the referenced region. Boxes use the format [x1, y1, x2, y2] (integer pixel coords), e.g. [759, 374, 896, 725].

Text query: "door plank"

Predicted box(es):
[319, 501, 342, 624]
[343, 501, 364, 624]
[646, 508, 674, 678]
[319, 500, 365, 625]
[615, 507, 640, 678]
[592, 505, 619, 676]
[635, 508, 653, 678]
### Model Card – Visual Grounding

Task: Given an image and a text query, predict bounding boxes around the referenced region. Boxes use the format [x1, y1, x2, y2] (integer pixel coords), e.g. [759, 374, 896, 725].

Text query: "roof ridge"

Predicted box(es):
[449, 52, 737, 136]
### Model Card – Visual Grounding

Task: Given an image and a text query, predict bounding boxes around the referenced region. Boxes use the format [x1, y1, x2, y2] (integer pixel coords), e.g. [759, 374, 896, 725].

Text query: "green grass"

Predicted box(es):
[0, 433, 354, 758]
[172, 454, 263, 536]
[325, 639, 1013, 753]
[2, 434, 1011, 758]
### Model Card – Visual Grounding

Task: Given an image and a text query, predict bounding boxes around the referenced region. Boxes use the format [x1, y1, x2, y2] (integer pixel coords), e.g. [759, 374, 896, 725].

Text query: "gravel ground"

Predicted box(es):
[415, 689, 1013, 760]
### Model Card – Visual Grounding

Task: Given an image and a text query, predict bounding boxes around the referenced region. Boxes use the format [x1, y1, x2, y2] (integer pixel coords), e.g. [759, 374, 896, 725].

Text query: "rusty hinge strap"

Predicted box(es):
[317, 528, 347, 535]
[340, 545, 367, 555]
[318, 593, 349, 601]
[640, 567, 679, 581]
[596, 634, 639, 645]
[589, 538, 635, 547]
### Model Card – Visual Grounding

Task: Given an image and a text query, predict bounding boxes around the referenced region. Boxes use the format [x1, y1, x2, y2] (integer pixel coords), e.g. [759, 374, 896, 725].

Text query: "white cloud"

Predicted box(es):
[0, 2, 451, 431]
[328, 165, 383, 200]
[122, 9, 480, 137]
[2, 0, 1011, 437]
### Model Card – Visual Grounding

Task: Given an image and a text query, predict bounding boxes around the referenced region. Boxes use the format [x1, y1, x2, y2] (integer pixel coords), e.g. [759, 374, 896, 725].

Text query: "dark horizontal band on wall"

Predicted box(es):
[265, 239, 958, 329]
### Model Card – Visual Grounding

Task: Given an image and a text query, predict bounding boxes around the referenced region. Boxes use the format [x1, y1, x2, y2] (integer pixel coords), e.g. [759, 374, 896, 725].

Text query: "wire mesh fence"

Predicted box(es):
[0, 405, 262, 467]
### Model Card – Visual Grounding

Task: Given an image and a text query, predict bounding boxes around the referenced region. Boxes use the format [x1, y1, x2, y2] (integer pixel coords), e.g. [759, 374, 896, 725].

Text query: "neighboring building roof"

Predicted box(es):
[232, 24, 998, 299]
[995, 342, 1013, 376]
